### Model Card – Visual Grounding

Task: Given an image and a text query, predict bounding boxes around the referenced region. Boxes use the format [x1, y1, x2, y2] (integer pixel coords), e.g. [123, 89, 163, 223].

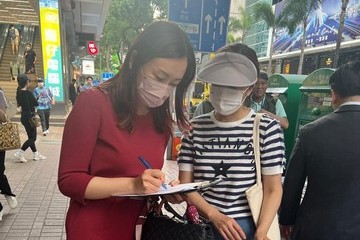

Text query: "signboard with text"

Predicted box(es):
[82, 59, 95, 75]
[102, 72, 114, 81]
[39, 0, 63, 102]
[168, 0, 231, 52]
[273, 0, 360, 54]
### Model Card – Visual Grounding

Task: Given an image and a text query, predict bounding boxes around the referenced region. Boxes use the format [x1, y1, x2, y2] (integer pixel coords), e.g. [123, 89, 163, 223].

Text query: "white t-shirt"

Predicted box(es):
[178, 110, 285, 219]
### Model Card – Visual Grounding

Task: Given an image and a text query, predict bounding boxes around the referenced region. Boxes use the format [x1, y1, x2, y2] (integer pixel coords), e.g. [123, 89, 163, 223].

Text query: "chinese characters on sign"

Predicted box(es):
[87, 41, 99, 55]
[39, 0, 63, 101]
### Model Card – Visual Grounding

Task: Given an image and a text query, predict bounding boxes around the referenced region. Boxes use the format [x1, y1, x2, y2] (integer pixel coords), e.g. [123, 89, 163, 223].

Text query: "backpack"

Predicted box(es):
[9, 28, 16, 40]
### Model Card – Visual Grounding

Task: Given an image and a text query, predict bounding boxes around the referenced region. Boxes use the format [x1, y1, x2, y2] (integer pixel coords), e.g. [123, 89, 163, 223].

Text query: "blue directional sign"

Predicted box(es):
[101, 72, 114, 81]
[168, 0, 230, 53]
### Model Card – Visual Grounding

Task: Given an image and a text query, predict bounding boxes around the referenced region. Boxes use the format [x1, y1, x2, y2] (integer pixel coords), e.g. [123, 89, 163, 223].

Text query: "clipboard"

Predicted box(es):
[113, 178, 223, 197]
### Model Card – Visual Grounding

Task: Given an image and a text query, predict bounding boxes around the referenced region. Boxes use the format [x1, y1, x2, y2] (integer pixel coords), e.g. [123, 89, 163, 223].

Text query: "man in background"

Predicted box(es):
[279, 61, 360, 240]
[80, 76, 93, 92]
[246, 71, 289, 129]
[33, 78, 54, 136]
[24, 43, 36, 74]
[69, 79, 79, 105]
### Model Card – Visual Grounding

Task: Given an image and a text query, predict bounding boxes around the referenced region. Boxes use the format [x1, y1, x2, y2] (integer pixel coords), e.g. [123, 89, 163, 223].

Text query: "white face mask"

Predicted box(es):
[209, 85, 246, 116]
[138, 67, 174, 108]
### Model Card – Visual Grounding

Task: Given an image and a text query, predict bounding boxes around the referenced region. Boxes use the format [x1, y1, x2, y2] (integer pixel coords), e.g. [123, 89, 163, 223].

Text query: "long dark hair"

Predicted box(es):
[99, 21, 196, 133]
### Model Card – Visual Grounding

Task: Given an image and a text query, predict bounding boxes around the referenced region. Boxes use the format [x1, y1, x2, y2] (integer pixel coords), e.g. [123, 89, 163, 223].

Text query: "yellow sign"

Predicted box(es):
[39, 0, 63, 101]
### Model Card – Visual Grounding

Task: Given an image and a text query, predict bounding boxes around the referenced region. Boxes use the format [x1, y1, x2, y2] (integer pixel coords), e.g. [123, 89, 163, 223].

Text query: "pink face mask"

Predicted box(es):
[138, 67, 175, 108]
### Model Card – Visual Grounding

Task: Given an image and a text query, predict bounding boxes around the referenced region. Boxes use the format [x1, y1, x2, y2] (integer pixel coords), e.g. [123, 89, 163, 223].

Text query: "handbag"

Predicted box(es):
[29, 115, 40, 128]
[245, 113, 281, 240]
[140, 199, 215, 240]
[0, 121, 21, 151]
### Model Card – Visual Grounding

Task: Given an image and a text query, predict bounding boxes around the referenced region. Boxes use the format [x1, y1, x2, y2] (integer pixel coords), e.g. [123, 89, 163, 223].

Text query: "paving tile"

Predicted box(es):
[0, 126, 183, 239]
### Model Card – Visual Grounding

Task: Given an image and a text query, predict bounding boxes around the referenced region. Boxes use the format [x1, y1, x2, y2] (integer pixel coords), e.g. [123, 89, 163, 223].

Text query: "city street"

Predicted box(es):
[0, 125, 182, 239]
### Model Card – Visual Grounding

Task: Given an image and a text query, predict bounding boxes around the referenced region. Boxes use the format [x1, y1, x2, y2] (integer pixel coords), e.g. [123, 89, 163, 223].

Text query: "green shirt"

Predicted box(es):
[250, 96, 287, 118]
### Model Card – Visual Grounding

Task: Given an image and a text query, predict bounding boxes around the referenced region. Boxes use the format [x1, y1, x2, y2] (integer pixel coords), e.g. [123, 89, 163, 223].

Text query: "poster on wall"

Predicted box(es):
[273, 0, 360, 54]
[39, 0, 64, 102]
[82, 59, 95, 75]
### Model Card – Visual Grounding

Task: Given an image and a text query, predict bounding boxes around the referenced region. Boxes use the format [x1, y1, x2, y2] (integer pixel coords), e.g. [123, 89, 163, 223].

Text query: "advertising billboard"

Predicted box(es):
[39, 0, 64, 102]
[273, 0, 360, 54]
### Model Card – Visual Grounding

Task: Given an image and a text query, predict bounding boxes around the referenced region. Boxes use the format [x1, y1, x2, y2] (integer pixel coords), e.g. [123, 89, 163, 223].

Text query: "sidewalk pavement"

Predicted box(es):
[0, 125, 183, 239]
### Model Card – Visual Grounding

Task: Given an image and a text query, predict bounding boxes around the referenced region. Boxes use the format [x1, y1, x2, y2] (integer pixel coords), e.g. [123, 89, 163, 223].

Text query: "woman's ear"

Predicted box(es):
[129, 50, 138, 70]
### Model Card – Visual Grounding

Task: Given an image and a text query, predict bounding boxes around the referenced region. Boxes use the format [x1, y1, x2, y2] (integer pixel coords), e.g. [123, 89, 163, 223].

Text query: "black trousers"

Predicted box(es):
[20, 113, 37, 152]
[0, 151, 15, 211]
[37, 108, 51, 132]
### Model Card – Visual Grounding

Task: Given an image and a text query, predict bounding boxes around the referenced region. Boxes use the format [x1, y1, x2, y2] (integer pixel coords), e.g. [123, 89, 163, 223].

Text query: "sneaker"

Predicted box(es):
[42, 131, 47, 136]
[46, 130, 49, 134]
[5, 195, 17, 209]
[14, 151, 27, 163]
[33, 152, 46, 161]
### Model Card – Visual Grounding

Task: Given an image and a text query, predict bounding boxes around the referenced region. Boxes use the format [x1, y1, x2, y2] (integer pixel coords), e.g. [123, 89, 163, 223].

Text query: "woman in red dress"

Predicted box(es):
[58, 21, 196, 240]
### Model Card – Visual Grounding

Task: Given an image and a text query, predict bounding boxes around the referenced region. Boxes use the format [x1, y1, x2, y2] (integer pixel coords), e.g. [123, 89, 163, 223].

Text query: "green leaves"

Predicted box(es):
[95, 0, 168, 70]
[252, 2, 275, 28]
[227, 6, 253, 43]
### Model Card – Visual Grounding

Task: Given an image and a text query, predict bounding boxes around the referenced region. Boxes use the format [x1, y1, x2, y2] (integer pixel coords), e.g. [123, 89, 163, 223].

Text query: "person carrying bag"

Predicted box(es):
[13, 74, 46, 163]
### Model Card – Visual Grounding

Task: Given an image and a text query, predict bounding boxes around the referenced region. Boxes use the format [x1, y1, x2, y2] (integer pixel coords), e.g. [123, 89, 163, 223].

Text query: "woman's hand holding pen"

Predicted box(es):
[133, 169, 166, 194]
[163, 179, 187, 204]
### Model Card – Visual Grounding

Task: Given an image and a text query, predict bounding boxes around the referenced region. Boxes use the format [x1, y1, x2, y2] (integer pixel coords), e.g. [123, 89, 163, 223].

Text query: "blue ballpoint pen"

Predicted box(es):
[138, 156, 167, 189]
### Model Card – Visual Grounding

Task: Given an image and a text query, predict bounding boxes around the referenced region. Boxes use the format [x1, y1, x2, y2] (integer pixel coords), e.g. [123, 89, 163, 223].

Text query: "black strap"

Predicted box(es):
[164, 202, 185, 221]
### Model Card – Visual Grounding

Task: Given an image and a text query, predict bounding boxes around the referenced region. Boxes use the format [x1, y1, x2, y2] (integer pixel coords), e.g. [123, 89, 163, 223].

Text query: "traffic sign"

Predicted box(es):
[102, 72, 114, 81]
[168, 0, 230, 53]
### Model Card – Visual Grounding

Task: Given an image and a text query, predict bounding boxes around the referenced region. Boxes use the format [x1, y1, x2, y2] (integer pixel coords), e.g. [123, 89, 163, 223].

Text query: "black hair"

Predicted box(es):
[99, 21, 195, 133]
[17, 74, 29, 88]
[217, 43, 260, 75]
[259, 71, 268, 81]
[330, 61, 360, 98]
[86, 76, 93, 81]
[72, 79, 77, 83]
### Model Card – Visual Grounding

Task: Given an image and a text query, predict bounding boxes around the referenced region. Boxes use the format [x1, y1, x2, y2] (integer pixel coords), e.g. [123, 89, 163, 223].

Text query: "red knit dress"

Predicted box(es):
[58, 89, 169, 240]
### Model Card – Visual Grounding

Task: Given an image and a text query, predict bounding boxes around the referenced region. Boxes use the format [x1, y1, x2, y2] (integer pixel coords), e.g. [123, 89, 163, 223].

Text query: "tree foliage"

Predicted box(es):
[252, 2, 283, 74]
[227, 6, 253, 43]
[280, 0, 323, 74]
[96, 0, 168, 71]
[333, 0, 350, 68]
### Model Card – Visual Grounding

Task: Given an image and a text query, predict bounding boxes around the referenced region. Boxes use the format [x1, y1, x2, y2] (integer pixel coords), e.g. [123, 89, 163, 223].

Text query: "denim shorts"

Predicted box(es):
[212, 216, 256, 240]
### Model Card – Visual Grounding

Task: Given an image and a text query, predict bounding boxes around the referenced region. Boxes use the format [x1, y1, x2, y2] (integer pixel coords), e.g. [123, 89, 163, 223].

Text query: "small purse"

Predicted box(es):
[140, 199, 215, 240]
[245, 113, 281, 240]
[29, 115, 40, 128]
[0, 120, 21, 151]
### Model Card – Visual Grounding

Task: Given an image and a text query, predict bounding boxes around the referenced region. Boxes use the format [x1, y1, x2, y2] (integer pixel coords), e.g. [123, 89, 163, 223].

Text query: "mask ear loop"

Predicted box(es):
[241, 85, 255, 108]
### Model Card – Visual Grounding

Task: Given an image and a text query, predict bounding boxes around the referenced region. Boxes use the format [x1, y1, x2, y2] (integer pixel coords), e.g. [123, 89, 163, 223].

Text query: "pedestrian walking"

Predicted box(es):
[0, 89, 17, 221]
[34, 78, 54, 136]
[14, 74, 46, 162]
[9, 25, 20, 55]
[0, 113, 18, 221]
[23, 43, 36, 74]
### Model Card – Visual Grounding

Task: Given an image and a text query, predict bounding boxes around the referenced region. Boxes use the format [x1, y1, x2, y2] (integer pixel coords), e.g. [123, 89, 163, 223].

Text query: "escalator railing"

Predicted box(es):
[0, 24, 10, 63]
[10, 25, 35, 78]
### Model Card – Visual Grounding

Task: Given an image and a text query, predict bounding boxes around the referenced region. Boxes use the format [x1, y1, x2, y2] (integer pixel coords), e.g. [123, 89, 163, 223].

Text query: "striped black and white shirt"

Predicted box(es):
[178, 110, 285, 219]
